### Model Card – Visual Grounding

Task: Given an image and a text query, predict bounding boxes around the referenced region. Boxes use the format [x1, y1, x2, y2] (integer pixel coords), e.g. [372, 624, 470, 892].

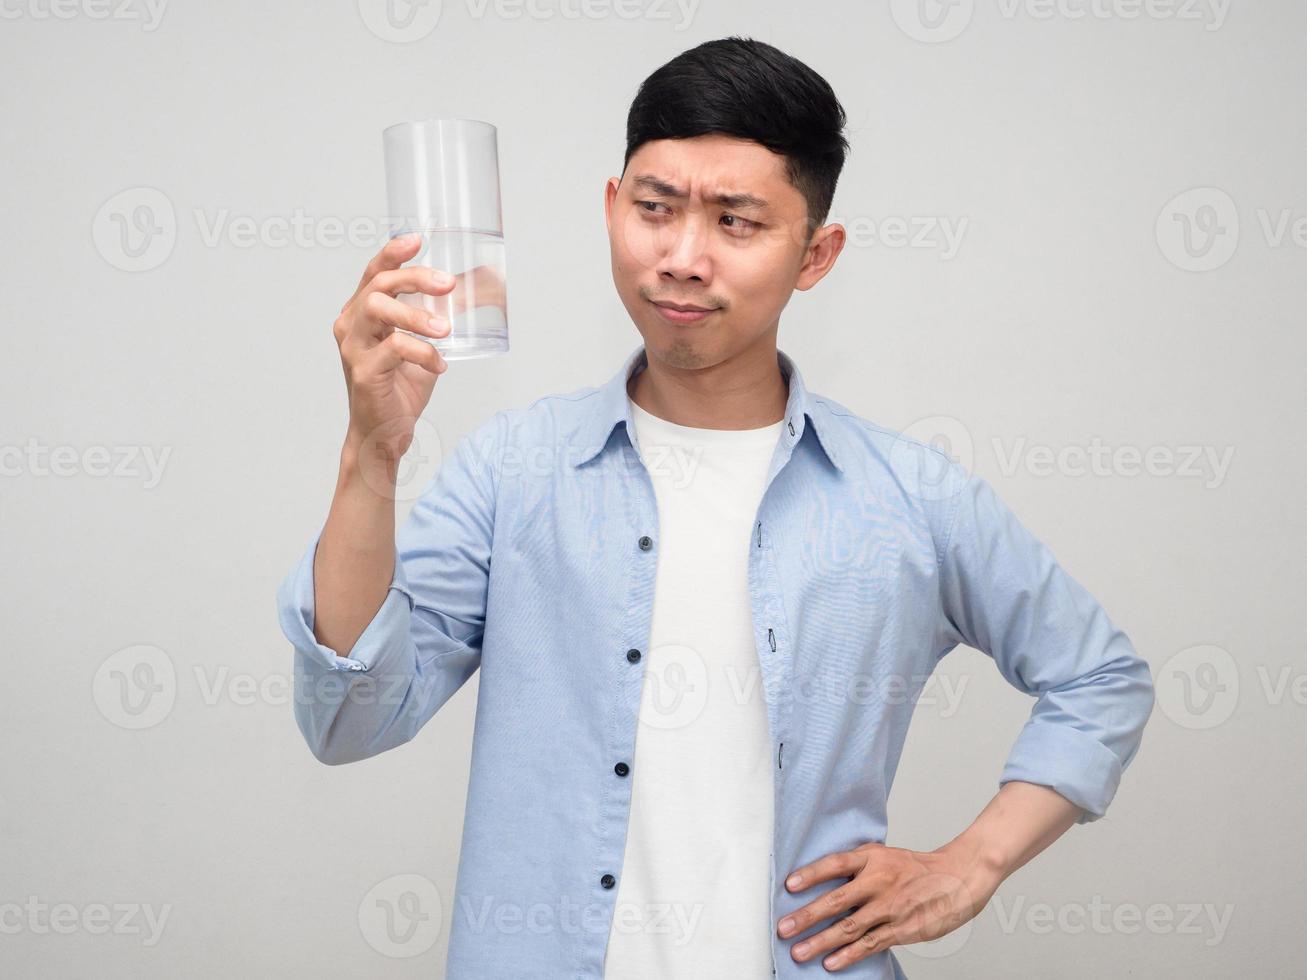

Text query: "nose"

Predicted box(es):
[657, 210, 713, 285]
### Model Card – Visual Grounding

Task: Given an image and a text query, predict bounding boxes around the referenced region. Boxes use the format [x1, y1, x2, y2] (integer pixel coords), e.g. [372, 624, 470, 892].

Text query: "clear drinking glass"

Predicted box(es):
[383, 118, 509, 360]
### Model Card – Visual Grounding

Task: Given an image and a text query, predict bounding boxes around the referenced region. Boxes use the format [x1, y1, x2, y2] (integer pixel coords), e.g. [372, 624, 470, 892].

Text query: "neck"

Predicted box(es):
[627, 337, 788, 431]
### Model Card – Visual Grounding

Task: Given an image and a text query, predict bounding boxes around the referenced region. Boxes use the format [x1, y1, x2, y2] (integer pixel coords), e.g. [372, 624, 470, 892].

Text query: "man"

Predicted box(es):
[278, 36, 1155, 978]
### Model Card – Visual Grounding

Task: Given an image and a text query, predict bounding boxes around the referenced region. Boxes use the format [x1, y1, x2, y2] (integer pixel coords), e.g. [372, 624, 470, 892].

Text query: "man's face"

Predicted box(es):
[604, 134, 844, 370]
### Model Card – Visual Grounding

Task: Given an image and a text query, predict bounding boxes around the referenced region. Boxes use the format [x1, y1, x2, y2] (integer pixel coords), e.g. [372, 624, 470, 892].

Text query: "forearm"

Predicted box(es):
[938, 781, 1084, 896]
[312, 436, 399, 655]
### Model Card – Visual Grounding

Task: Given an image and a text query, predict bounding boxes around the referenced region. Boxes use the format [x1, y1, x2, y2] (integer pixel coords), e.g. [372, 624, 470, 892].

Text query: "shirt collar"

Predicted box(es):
[570, 343, 846, 474]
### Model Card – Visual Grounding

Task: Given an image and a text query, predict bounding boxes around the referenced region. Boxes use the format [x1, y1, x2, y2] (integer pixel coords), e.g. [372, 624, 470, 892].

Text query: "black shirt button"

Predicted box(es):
[601, 873, 616, 889]
[626, 648, 641, 663]
[638, 535, 653, 551]
[614, 762, 629, 777]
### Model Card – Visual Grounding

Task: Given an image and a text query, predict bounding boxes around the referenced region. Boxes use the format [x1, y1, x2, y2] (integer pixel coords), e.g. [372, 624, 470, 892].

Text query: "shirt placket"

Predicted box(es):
[594, 413, 801, 980]
[588, 438, 662, 979]
[750, 422, 801, 979]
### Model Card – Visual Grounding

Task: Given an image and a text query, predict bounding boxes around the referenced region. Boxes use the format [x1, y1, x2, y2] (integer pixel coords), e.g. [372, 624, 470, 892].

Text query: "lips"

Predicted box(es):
[650, 300, 719, 324]
[654, 301, 715, 313]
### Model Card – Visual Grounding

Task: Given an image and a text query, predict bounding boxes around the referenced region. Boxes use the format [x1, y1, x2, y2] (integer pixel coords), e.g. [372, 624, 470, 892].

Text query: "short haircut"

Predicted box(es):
[623, 36, 850, 233]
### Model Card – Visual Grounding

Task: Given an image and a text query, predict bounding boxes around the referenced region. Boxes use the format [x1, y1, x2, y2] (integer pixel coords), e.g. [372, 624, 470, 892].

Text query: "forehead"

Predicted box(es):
[624, 135, 801, 209]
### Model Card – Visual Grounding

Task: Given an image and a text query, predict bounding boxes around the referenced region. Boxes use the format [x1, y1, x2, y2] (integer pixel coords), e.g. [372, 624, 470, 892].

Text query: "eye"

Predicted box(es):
[721, 213, 759, 233]
[636, 200, 670, 216]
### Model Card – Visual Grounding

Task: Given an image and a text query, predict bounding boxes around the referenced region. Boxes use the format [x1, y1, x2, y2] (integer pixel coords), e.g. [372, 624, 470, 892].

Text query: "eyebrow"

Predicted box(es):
[631, 174, 771, 212]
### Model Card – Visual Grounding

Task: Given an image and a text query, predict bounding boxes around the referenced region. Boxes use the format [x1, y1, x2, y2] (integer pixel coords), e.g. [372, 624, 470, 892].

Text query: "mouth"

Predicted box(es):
[649, 300, 719, 325]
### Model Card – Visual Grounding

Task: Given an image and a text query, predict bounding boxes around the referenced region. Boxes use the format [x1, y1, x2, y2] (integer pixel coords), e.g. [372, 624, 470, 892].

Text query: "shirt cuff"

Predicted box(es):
[276, 529, 414, 673]
[998, 720, 1124, 825]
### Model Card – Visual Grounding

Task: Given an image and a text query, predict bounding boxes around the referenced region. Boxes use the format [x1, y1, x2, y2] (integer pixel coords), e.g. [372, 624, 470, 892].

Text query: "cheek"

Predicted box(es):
[608, 234, 636, 282]
[609, 207, 663, 271]
[722, 243, 796, 303]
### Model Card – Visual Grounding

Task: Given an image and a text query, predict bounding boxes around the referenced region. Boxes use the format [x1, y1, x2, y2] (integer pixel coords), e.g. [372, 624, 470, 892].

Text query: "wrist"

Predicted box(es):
[340, 430, 368, 475]
[937, 831, 1009, 900]
[339, 431, 402, 501]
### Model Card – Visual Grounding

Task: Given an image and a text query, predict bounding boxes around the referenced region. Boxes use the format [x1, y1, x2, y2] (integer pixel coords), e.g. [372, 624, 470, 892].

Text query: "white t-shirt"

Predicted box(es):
[602, 395, 785, 978]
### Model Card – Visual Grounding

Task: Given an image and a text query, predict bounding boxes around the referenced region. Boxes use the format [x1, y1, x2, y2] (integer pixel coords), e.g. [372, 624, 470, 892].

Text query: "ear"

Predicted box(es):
[604, 176, 622, 236]
[795, 223, 847, 291]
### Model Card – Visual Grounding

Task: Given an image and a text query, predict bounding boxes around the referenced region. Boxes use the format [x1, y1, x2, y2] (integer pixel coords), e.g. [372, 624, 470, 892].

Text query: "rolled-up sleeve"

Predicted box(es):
[275, 413, 500, 765]
[935, 467, 1155, 824]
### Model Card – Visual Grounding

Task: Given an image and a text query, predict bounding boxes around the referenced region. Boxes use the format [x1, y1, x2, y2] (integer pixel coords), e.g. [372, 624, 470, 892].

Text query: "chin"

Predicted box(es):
[647, 332, 715, 369]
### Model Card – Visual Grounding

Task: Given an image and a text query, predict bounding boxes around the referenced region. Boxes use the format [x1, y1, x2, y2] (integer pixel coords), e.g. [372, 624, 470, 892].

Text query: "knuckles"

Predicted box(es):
[363, 290, 387, 318]
[332, 314, 349, 345]
[837, 916, 863, 936]
[822, 887, 850, 910]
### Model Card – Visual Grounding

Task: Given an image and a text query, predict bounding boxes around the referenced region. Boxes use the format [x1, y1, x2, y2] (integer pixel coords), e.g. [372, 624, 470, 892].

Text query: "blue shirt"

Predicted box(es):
[277, 343, 1155, 978]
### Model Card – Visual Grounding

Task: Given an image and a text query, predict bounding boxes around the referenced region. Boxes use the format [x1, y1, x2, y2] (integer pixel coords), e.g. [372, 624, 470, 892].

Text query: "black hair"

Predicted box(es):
[623, 37, 850, 232]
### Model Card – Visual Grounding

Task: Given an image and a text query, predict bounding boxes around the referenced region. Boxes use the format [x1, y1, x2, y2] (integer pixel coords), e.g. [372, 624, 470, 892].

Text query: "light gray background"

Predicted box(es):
[2, 1, 1300, 976]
